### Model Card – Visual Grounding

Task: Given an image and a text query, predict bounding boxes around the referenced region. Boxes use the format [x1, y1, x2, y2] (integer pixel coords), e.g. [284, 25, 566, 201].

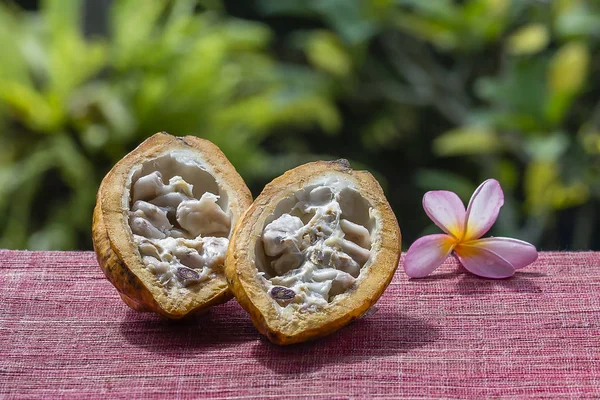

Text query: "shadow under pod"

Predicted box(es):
[252, 307, 440, 374]
[119, 303, 259, 357]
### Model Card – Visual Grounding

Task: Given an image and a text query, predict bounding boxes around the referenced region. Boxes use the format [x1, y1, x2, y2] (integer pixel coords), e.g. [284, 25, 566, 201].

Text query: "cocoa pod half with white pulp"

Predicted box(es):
[226, 160, 401, 344]
[93, 132, 252, 319]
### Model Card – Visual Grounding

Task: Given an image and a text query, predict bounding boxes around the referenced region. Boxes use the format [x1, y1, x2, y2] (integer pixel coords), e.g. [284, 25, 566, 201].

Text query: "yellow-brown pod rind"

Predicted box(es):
[92, 132, 252, 319]
[225, 160, 401, 344]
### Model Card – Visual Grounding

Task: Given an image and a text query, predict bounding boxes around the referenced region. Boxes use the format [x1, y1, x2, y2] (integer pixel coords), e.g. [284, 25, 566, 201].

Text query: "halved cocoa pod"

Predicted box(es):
[225, 159, 401, 344]
[93, 132, 252, 319]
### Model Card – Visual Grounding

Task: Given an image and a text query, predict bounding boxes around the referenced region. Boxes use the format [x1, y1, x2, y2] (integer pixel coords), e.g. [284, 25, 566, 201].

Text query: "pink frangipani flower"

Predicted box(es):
[404, 179, 538, 279]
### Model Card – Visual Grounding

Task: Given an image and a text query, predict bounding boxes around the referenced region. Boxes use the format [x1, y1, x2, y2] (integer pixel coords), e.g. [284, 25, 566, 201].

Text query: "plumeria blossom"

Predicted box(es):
[404, 179, 538, 279]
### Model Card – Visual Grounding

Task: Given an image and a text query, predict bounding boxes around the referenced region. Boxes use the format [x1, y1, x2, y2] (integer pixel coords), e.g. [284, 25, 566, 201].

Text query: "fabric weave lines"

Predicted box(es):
[1, 250, 599, 399]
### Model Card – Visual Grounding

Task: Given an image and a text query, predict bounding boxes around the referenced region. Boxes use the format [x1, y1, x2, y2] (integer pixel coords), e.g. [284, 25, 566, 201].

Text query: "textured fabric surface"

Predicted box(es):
[0, 250, 599, 399]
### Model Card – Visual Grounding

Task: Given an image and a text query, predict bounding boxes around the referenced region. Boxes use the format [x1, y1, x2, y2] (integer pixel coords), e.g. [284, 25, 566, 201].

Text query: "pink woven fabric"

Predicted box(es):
[1, 250, 599, 399]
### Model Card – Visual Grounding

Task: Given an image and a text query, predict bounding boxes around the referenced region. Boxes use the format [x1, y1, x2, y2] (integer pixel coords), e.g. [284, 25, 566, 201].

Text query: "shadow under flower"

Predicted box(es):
[455, 272, 543, 296]
[513, 271, 547, 278]
[410, 270, 463, 282]
[403, 254, 544, 295]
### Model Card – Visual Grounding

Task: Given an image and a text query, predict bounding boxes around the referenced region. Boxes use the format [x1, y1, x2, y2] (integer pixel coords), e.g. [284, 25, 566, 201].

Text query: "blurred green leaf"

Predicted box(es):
[524, 132, 570, 162]
[554, 2, 600, 38]
[525, 160, 559, 213]
[476, 58, 548, 127]
[44, 0, 107, 100]
[43, 0, 79, 35]
[111, 0, 168, 69]
[525, 160, 589, 213]
[28, 223, 76, 251]
[415, 169, 476, 201]
[580, 131, 600, 154]
[222, 20, 272, 50]
[0, 81, 63, 131]
[312, 0, 379, 44]
[306, 30, 352, 77]
[0, 143, 55, 238]
[548, 42, 589, 95]
[392, 13, 458, 50]
[258, 0, 380, 44]
[433, 126, 502, 156]
[496, 159, 518, 191]
[0, 5, 29, 83]
[545, 41, 589, 124]
[0, 174, 41, 249]
[506, 24, 549, 55]
[463, 0, 509, 41]
[80, 124, 110, 151]
[51, 134, 95, 188]
[361, 114, 406, 151]
[256, 0, 316, 17]
[96, 88, 137, 139]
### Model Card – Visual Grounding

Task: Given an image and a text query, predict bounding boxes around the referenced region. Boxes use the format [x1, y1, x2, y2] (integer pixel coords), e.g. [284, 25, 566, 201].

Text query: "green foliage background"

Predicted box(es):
[0, 0, 599, 251]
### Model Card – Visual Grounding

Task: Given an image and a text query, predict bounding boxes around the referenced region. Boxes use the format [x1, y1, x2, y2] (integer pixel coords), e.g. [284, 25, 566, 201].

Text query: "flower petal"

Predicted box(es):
[422, 190, 466, 239]
[454, 242, 515, 279]
[467, 237, 538, 269]
[404, 234, 455, 278]
[464, 179, 504, 241]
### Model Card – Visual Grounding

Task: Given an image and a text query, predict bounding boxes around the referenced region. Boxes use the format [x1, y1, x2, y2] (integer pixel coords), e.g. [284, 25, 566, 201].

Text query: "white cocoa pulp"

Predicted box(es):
[258, 178, 376, 311]
[127, 152, 231, 294]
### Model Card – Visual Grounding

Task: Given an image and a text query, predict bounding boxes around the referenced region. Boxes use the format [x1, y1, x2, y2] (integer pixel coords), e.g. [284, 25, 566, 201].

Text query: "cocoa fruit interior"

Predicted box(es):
[256, 179, 376, 310]
[127, 151, 232, 292]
